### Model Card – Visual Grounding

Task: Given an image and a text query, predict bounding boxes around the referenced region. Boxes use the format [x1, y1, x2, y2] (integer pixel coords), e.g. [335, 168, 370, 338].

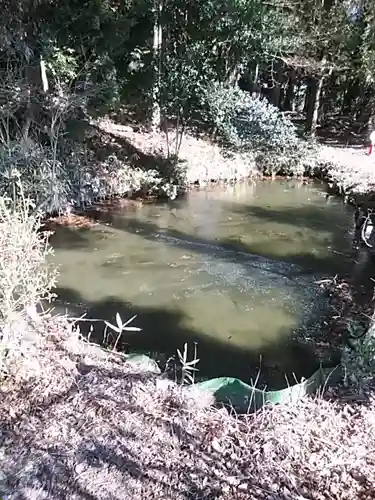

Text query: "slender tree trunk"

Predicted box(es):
[270, 85, 281, 108]
[284, 73, 295, 111]
[342, 81, 358, 114]
[305, 77, 317, 133]
[308, 75, 324, 136]
[322, 72, 336, 117]
[40, 56, 49, 92]
[305, 58, 330, 136]
[227, 65, 241, 86]
[151, 0, 162, 130]
[253, 63, 259, 83]
[22, 56, 48, 142]
[303, 79, 312, 114]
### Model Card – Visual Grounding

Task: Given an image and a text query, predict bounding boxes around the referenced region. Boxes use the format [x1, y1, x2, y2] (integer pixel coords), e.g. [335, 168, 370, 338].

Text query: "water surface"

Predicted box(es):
[50, 180, 354, 388]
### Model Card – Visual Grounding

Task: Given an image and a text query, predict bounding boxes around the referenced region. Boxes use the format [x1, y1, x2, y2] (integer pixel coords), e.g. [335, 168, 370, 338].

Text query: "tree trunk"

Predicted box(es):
[151, 0, 162, 131]
[303, 80, 312, 114]
[322, 72, 337, 117]
[22, 57, 48, 141]
[342, 81, 359, 114]
[305, 62, 329, 136]
[284, 75, 295, 111]
[253, 63, 259, 83]
[305, 75, 324, 136]
[270, 85, 281, 108]
[40, 57, 49, 92]
[227, 65, 241, 87]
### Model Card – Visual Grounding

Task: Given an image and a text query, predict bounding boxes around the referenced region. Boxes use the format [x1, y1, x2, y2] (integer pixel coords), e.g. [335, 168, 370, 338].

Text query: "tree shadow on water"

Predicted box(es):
[49, 186, 356, 277]
[216, 199, 354, 274]
[91, 210, 352, 276]
[48, 195, 352, 389]
[224, 199, 353, 235]
[53, 286, 319, 391]
[48, 225, 96, 250]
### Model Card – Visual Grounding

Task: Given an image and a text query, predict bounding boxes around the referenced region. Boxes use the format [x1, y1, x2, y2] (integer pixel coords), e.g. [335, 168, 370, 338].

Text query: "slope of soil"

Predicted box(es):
[96, 119, 260, 186]
[94, 119, 375, 196]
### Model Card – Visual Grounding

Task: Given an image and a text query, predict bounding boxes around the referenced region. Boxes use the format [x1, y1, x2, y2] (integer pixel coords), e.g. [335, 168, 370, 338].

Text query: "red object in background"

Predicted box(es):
[369, 131, 375, 155]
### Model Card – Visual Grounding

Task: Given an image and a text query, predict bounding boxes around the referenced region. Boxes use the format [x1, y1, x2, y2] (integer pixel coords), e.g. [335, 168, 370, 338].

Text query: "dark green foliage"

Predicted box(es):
[202, 83, 303, 154]
[1, 0, 375, 208]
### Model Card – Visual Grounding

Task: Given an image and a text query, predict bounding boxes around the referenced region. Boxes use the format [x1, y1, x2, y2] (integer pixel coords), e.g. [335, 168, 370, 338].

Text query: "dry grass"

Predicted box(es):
[1, 323, 375, 500]
[0, 191, 58, 378]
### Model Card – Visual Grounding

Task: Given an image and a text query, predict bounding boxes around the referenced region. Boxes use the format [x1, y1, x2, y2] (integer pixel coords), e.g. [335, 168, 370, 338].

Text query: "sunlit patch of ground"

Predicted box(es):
[97, 118, 259, 185]
[319, 145, 375, 196]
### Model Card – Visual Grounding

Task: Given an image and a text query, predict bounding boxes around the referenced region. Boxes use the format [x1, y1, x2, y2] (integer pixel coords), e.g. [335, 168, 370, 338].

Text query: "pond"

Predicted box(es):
[49, 179, 355, 389]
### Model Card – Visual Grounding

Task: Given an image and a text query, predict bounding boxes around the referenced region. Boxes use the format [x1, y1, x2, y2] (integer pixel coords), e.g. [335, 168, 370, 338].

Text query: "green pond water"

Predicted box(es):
[49, 179, 356, 389]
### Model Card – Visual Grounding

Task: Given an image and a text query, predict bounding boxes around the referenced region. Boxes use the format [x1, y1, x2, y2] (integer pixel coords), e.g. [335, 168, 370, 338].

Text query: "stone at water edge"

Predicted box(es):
[125, 353, 161, 374]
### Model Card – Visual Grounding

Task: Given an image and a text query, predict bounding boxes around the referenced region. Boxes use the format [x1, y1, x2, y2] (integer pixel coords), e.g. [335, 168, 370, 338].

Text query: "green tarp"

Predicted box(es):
[125, 353, 342, 413]
[189, 365, 342, 413]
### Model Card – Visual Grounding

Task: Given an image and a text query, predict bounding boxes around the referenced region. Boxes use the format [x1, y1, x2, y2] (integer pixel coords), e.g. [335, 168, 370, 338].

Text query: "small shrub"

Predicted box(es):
[0, 140, 73, 214]
[202, 82, 316, 175]
[202, 82, 300, 151]
[342, 319, 375, 391]
[0, 187, 58, 376]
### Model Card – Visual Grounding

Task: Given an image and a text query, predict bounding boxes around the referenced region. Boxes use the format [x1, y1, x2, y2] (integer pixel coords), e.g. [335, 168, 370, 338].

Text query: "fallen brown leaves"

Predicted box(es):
[1, 317, 375, 500]
[43, 214, 99, 231]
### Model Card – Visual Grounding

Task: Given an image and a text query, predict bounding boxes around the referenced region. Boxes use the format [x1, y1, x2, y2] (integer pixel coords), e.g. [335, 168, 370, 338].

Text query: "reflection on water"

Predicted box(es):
[50, 179, 355, 388]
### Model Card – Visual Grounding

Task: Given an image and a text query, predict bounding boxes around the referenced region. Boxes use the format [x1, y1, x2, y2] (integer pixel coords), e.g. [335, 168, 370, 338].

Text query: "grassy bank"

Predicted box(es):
[2, 107, 370, 223]
[0, 111, 320, 219]
[94, 119, 375, 199]
[44, 118, 375, 221]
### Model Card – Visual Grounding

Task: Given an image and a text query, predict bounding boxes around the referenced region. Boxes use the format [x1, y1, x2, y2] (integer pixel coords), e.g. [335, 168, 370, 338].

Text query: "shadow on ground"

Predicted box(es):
[2, 333, 373, 500]
[1, 359, 238, 500]
[316, 115, 367, 148]
[88, 123, 173, 176]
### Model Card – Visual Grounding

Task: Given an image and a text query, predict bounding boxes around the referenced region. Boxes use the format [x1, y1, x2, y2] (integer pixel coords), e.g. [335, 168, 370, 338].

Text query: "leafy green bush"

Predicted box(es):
[202, 82, 302, 153]
[201, 83, 316, 175]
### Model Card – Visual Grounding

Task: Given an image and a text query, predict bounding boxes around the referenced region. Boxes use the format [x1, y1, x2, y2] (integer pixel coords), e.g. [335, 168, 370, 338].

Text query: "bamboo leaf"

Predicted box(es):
[104, 321, 121, 333]
[116, 312, 123, 329]
[123, 314, 138, 326]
